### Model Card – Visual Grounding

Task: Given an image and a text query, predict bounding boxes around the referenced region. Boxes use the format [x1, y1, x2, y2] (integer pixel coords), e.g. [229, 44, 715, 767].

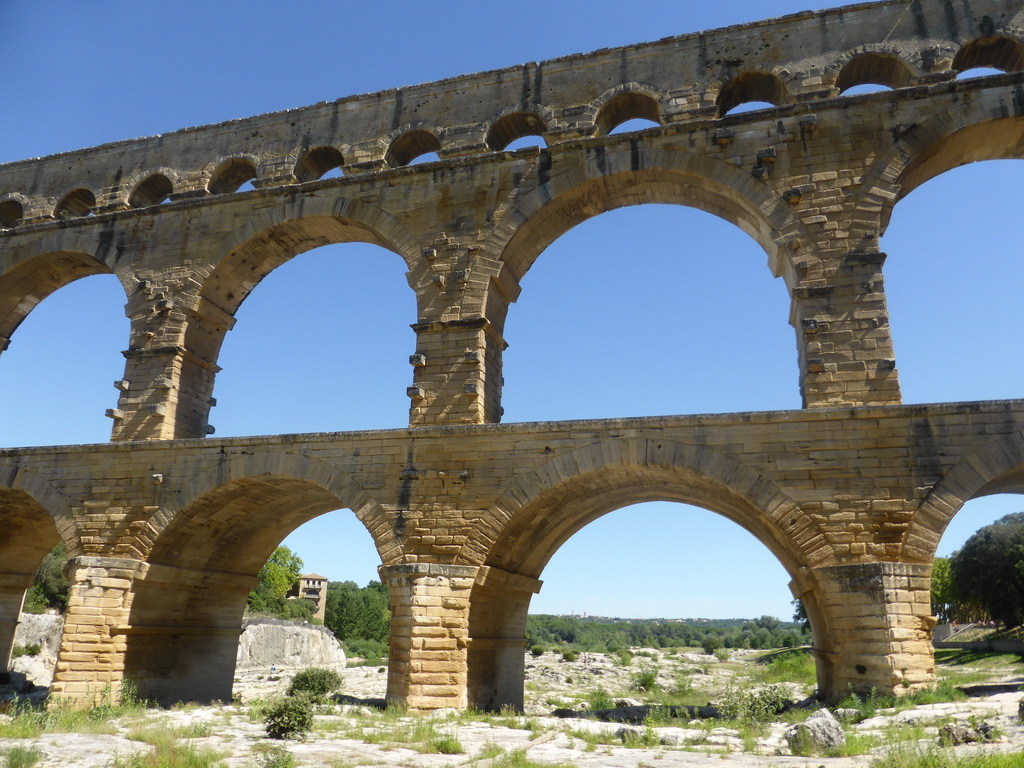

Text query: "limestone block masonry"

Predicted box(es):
[4, 0, 1024, 709]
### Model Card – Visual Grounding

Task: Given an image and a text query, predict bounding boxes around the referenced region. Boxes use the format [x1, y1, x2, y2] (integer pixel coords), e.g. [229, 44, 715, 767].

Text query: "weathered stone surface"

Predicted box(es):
[786, 708, 845, 754]
[234, 619, 346, 674]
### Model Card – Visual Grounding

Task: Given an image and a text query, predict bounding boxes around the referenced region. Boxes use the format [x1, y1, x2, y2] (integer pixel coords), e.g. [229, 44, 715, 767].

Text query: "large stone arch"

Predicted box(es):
[484, 147, 809, 334]
[197, 196, 420, 325]
[0, 466, 77, 670]
[858, 102, 1024, 237]
[459, 436, 834, 710]
[903, 430, 1024, 564]
[0, 231, 129, 354]
[125, 196, 424, 441]
[122, 452, 393, 704]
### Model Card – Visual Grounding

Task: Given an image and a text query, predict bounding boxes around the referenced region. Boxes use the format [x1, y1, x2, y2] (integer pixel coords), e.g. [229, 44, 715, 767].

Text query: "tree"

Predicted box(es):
[23, 542, 69, 613]
[247, 546, 304, 616]
[929, 556, 962, 623]
[324, 580, 390, 644]
[792, 599, 810, 632]
[951, 513, 1024, 628]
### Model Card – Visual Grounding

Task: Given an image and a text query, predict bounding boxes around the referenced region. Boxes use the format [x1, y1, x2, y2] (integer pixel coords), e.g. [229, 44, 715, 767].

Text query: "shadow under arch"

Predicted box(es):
[124, 456, 394, 705]
[0, 471, 77, 670]
[460, 437, 831, 710]
[489, 148, 804, 313]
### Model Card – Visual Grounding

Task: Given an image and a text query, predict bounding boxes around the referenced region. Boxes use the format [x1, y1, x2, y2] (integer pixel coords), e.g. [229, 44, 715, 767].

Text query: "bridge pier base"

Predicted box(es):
[49, 557, 140, 704]
[380, 563, 477, 711]
[809, 562, 935, 701]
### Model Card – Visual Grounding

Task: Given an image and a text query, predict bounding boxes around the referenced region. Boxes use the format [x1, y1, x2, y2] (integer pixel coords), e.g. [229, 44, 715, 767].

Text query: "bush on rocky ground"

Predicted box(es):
[264, 696, 315, 740]
[286, 667, 341, 703]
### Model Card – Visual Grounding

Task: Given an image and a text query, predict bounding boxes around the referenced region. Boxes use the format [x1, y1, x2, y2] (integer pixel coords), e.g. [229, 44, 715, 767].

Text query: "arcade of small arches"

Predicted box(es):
[5, 1, 1024, 712]
[1, 38, 1019, 228]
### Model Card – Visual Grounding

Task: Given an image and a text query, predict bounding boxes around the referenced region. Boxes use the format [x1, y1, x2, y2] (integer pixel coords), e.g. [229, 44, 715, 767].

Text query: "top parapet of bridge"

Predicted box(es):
[2, 0, 1023, 226]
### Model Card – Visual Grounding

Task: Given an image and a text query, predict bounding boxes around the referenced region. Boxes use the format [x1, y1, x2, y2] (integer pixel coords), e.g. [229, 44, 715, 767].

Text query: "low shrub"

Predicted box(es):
[263, 696, 314, 740]
[530, 646, 545, 657]
[428, 733, 464, 754]
[253, 743, 296, 768]
[286, 667, 341, 703]
[10, 644, 41, 659]
[630, 666, 659, 692]
[561, 650, 578, 663]
[717, 684, 790, 723]
[586, 687, 615, 711]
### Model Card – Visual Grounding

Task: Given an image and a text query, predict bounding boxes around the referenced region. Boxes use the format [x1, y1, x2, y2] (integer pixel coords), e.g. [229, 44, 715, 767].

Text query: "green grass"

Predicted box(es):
[872, 747, 1024, 768]
[426, 733, 463, 754]
[485, 748, 577, 768]
[754, 648, 817, 685]
[0, 699, 142, 739]
[110, 742, 225, 768]
[1, 746, 43, 768]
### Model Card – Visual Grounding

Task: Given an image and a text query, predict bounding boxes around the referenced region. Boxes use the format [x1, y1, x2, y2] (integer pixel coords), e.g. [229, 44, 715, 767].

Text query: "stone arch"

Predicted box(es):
[294, 145, 346, 182]
[187, 196, 421, 361]
[485, 110, 550, 151]
[489, 147, 806, 303]
[151, 197, 421, 442]
[147, 451, 397, 564]
[385, 126, 443, 167]
[953, 34, 1024, 74]
[833, 51, 916, 93]
[592, 83, 665, 135]
[0, 466, 78, 668]
[858, 104, 1024, 234]
[123, 453, 393, 703]
[0, 462, 78, 551]
[206, 155, 259, 194]
[127, 171, 175, 208]
[461, 437, 827, 710]
[0, 234, 128, 355]
[53, 186, 96, 218]
[903, 431, 1024, 564]
[0, 193, 29, 228]
[716, 71, 790, 116]
[463, 438, 817, 574]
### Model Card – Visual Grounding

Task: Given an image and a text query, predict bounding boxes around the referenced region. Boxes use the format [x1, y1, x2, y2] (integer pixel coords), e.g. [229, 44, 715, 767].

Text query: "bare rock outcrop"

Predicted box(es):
[234, 618, 346, 674]
[9, 612, 63, 686]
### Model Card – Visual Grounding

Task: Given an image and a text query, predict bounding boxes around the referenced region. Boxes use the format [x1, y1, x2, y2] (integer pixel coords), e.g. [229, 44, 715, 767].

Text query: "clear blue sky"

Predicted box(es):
[3, 1, 1022, 621]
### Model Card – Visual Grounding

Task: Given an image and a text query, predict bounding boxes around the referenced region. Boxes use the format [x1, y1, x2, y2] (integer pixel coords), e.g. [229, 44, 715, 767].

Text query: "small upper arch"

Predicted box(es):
[385, 125, 443, 167]
[835, 51, 915, 94]
[127, 170, 176, 208]
[53, 186, 97, 219]
[592, 84, 664, 136]
[486, 110, 549, 152]
[0, 193, 29, 228]
[716, 71, 790, 116]
[294, 145, 346, 182]
[953, 34, 1024, 75]
[207, 156, 259, 194]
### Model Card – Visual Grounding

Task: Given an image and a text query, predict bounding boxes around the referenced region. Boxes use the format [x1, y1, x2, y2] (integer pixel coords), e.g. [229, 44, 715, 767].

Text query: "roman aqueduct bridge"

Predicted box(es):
[4, 0, 1024, 710]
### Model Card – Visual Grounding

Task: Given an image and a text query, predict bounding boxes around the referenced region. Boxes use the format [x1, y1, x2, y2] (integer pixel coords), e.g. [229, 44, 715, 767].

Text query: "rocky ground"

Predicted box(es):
[3, 628, 1024, 767]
